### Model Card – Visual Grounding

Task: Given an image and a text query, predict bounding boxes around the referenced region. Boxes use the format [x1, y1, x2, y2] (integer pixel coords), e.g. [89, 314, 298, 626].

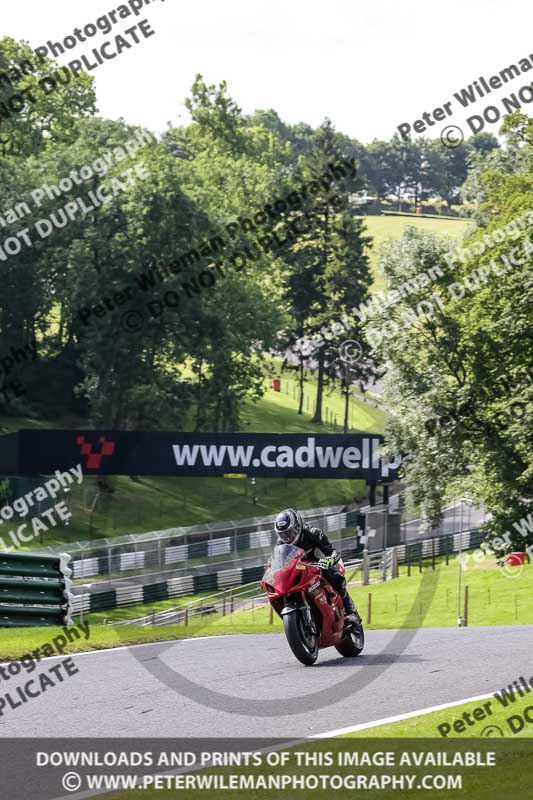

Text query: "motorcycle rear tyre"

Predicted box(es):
[335, 617, 365, 657]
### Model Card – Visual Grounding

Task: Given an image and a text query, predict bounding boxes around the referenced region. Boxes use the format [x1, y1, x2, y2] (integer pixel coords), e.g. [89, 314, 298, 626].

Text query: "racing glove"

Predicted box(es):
[318, 552, 338, 570]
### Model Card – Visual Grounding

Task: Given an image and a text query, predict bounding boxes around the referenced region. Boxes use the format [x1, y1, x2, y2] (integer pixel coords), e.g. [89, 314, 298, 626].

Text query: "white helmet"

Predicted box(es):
[274, 508, 303, 545]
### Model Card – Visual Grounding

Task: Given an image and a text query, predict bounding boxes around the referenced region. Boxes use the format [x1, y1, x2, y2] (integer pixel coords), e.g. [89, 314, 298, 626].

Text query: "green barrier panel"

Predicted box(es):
[193, 573, 217, 593]
[188, 540, 209, 560]
[0, 551, 71, 579]
[242, 565, 265, 583]
[0, 577, 67, 605]
[438, 534, 454, 555]
[89, 590, 116, 612]
[143, 583, 169, 603]
[407, 542, 422, 561]
[0, 551, 73, 627]
[0, 603, 67, 626]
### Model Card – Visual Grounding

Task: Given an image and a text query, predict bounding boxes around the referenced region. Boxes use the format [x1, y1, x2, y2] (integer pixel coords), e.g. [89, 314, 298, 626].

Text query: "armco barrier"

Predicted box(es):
[36, 505, 354, 581]
[71, 510, 365, 581]
[0, 551, 74, 627]
[72, 530, 484, 617]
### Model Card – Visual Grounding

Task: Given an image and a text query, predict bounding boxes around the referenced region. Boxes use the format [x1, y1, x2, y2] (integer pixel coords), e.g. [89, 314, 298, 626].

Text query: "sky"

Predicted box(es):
[3, 0, 533, 143]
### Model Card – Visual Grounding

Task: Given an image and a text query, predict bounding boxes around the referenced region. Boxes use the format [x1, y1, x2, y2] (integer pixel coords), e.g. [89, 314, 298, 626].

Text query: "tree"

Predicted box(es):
[281, 120, 373, 424]
[422, 140, 468, 207]
[364, 118, 532, 548]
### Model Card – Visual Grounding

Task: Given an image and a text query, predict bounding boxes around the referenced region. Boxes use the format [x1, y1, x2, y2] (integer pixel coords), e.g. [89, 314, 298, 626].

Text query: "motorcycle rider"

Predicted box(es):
[274, 508, 359, 621]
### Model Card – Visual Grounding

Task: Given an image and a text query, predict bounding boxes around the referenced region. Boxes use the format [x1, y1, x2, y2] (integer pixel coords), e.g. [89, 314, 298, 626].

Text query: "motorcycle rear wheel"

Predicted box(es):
[335, 616, 365, 657]
[283, 611, 319, 666]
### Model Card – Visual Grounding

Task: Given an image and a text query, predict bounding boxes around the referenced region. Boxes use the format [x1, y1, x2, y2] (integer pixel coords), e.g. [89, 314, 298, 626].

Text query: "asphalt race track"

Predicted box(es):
[1, 626, 531, 737]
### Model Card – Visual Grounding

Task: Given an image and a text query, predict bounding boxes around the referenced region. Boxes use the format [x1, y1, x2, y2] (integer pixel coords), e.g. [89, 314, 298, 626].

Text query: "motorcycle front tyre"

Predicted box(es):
[283, 610, 319, 666]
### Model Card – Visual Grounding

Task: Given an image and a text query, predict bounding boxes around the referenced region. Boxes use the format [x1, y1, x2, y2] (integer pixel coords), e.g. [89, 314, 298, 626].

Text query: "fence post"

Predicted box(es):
[362, 549, 370, 586]
[431, 538, 435, 570]
[464, 585, 469, 626]
[391, 547, 399, 579]
[184, 608, 189, 626]
[230, 590, 234, 614]
[367, 593, 372, 625]
[407, 547, 411, 577]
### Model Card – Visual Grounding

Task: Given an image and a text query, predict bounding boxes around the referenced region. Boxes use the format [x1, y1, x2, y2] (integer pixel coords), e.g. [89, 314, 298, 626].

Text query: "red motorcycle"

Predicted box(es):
[261, 543, 365, 665]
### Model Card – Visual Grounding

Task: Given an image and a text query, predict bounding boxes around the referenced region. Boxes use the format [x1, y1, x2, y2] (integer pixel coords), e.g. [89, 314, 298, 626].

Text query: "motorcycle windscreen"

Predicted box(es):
[262, 543, 303, 583]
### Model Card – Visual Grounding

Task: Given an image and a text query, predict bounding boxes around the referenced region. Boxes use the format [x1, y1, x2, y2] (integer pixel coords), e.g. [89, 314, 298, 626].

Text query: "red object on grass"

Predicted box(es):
[272, 379, 281, 392]
[506, 552, 526, 567]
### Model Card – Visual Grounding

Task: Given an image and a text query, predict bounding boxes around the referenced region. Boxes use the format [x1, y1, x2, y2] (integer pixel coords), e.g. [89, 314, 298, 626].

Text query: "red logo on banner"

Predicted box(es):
[76, 435, 116, 469]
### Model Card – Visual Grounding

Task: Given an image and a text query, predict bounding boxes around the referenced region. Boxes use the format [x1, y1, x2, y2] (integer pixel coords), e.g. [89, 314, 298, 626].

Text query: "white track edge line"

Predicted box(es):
[313, 692, 495, 738]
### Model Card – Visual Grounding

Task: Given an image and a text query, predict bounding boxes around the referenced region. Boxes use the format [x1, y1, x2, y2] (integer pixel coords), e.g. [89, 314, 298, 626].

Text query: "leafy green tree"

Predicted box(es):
[0, 37, 95, 158]
[280, 120, 373, 424]
[365, 119, 532, 548]
[422, 140, 468, 207]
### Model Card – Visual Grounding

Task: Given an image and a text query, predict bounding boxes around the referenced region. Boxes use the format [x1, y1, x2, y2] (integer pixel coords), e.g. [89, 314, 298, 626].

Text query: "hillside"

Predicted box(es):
[1, 214, 468, 544]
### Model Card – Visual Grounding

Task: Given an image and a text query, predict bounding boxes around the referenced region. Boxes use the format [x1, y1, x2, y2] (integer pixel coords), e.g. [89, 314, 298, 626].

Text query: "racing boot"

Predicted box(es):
[342, 592, 359, 624]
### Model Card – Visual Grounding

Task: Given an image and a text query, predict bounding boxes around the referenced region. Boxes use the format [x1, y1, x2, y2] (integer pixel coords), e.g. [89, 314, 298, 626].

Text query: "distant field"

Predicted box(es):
[363, 215, 470, 292]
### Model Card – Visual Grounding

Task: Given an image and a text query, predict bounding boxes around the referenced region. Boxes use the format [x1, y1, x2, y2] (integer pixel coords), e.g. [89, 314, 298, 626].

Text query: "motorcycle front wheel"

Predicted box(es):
[283, 611, 319, 666]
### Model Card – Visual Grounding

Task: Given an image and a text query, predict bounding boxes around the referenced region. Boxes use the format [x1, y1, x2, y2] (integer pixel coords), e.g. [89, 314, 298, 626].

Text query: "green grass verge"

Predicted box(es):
[251, 367, 386, 434]
[85, 592, 215, 623]
[347, 691, 533, 738]
[0, 620, 275, 662]
[2, 553, 529, 660]
[353, 557, 533, 629]
[194, 556, 533, 631]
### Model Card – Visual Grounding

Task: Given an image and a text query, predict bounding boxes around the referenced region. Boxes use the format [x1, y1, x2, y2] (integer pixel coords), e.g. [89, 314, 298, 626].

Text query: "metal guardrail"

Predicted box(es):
[52, 505, 356, 583]
[102, 529, 483, 626]
[38, 504, 346, 557]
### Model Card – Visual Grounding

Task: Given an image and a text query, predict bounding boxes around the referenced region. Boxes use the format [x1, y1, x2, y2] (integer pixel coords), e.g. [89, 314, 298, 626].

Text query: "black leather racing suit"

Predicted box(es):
[278, 524, 357, 616]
